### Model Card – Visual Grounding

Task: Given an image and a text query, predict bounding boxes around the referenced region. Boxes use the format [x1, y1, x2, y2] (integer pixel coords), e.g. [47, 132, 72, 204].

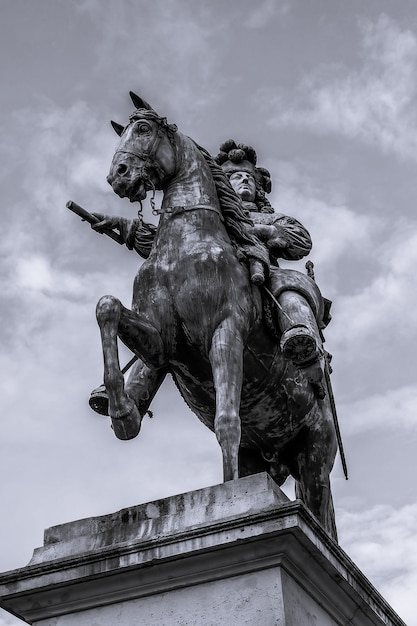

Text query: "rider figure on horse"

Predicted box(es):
[215, 140, 330, 398]
[90, 137, 329, 400]
[78, 94, 341, 539]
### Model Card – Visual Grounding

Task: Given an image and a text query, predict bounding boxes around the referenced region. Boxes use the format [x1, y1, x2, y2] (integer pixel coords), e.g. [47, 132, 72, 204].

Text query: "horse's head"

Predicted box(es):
[107, 92, 178, 203]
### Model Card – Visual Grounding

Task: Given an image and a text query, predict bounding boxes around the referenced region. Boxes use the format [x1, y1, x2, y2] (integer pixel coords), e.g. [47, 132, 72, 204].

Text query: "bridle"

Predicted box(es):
[111, 112, 222, 221]
[115, 110, 177, 161]
[113, 116, 175, 216]
[115, 121, 165, 162]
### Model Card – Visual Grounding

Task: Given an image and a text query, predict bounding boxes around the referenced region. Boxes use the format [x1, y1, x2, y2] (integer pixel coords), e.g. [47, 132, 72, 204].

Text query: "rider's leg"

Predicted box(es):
[276, 290, 326, 397]
[277, 290, 320, 360]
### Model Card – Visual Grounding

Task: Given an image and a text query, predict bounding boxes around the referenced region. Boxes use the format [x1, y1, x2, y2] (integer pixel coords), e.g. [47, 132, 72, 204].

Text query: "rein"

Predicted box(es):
[152, 204, 224, 220]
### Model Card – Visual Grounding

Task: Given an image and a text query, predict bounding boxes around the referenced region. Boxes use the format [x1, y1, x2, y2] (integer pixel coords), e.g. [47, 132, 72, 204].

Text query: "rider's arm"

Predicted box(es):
[91, 215, 156, 259]
[250, 212, 312, 261]
[272, 214, 312, 260]
[126, 219, 157, 259]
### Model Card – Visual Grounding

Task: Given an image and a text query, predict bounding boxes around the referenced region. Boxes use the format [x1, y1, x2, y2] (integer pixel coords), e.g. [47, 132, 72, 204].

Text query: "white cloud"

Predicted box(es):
[260, 14, 417, 161]
[17, 100, 113, 211]
[15, 255, 54, 292]
[73, 0, 226, 121]
[268, 162, 377, 294]
[339, 385, 417, 436]
[277, 184, 374, 270]
[244, 0, 291, 29]
[333, 226, 417, 344]
[338, 503, 417, 625]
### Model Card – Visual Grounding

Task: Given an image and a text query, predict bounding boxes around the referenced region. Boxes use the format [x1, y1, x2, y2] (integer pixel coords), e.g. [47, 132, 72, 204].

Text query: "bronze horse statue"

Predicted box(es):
[93, 93, 338, 539]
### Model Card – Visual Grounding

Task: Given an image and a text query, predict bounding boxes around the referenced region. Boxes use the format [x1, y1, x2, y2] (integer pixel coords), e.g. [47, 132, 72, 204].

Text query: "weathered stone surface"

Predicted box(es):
[30, 472, 289, 563]
[0, 474, 406, 625]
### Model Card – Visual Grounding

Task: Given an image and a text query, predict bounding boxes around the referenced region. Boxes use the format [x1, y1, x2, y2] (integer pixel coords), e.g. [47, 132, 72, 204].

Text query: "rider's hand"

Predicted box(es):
[91, 213, 120, 233]
[266, 225, 288, 251]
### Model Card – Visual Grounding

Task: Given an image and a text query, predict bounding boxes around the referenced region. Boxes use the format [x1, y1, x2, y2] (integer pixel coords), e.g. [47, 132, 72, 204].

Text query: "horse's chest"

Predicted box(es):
[134, 245, 242, 349]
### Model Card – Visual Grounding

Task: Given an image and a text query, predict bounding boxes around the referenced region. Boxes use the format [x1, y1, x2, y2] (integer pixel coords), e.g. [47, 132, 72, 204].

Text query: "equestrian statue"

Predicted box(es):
[67, 92, 346, 541]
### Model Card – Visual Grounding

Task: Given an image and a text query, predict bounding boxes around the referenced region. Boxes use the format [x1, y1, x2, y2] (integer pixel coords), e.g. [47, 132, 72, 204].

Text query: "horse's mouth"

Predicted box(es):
[128, 172, 158, 203]
[128, 179, 148, 202]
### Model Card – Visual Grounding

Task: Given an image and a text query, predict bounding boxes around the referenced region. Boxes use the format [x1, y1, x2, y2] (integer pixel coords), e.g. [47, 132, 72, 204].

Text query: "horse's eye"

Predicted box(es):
[137, 123, 151, 133]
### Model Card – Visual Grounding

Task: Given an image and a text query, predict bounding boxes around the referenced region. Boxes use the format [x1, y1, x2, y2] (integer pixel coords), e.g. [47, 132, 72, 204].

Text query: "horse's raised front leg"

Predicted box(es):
[96, 295, 142, 440]
[90, 357, 166, 425]
[209, 320, 244, 482]
[96, 295, 166, 440]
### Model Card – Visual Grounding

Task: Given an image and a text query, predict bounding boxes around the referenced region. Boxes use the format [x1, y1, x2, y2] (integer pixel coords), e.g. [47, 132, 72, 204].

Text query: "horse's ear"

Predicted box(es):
[111, 120, 125, 136]
[130, 91, 153, 111]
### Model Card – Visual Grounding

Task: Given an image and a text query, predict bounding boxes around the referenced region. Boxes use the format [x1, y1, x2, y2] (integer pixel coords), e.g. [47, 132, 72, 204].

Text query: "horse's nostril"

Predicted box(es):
[117, 163, 128, 176]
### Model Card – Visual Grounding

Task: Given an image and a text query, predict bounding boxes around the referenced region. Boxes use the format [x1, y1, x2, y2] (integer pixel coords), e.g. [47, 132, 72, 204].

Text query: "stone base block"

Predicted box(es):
[0, 473, 406, 625]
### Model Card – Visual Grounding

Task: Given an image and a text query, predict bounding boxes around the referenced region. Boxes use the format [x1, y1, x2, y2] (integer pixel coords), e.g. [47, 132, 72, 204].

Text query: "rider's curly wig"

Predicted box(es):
[214, 140, 274, 214]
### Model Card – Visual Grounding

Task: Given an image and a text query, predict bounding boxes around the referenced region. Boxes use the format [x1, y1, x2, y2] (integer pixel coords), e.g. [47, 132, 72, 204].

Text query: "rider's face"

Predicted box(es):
[229, 171, 256, 202]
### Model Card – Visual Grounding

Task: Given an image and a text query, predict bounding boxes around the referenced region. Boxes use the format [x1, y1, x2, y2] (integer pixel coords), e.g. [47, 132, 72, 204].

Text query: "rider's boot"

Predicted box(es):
[276, 290, 326, 398]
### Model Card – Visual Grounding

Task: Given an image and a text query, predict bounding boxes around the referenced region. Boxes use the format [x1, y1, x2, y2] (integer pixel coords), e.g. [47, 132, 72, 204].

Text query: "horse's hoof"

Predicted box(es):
[110, 401, 142, 441]
[89, 385, 109, 416]
[280, 325, 318, 364]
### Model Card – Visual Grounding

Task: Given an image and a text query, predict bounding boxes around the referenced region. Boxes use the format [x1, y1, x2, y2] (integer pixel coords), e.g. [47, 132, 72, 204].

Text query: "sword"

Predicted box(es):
[323, 356, 348, 479]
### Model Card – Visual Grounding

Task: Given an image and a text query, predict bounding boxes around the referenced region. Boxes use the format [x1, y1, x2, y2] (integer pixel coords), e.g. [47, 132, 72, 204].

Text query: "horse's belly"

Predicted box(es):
[171, 340, 317, 450]
[240, 367, 316, 447]
[134, 248, 317, 449]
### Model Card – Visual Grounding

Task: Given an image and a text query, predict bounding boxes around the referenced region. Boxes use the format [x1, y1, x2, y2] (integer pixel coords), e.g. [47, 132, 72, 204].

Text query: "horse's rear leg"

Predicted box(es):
[124, 360, 166, 417]
[96, 295, 142, 440]
[295, 474, 337, 541]
[210, 322, 244, 482]
[292, 401, 338, 540]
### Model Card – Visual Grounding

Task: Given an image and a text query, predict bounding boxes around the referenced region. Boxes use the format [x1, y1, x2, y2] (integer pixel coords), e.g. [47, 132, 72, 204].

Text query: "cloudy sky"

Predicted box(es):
[1, 0, 417, 623]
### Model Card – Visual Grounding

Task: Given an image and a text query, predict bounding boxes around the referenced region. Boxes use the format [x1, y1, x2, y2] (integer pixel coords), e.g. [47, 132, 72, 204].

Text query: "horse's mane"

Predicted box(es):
[127, 109, 264, 259]
[194, 143, 264, 254]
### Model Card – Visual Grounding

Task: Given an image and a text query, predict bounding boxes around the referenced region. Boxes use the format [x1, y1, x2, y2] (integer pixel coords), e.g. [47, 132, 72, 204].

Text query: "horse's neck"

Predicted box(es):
[161, 134, 220, 209]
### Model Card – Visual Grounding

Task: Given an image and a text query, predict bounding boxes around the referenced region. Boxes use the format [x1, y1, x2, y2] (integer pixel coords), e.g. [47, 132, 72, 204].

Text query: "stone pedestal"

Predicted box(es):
[0, 474, 406, 625]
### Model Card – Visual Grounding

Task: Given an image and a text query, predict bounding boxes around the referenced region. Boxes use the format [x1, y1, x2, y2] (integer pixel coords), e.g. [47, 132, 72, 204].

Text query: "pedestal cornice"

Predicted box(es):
[0, 473, 406, 626]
